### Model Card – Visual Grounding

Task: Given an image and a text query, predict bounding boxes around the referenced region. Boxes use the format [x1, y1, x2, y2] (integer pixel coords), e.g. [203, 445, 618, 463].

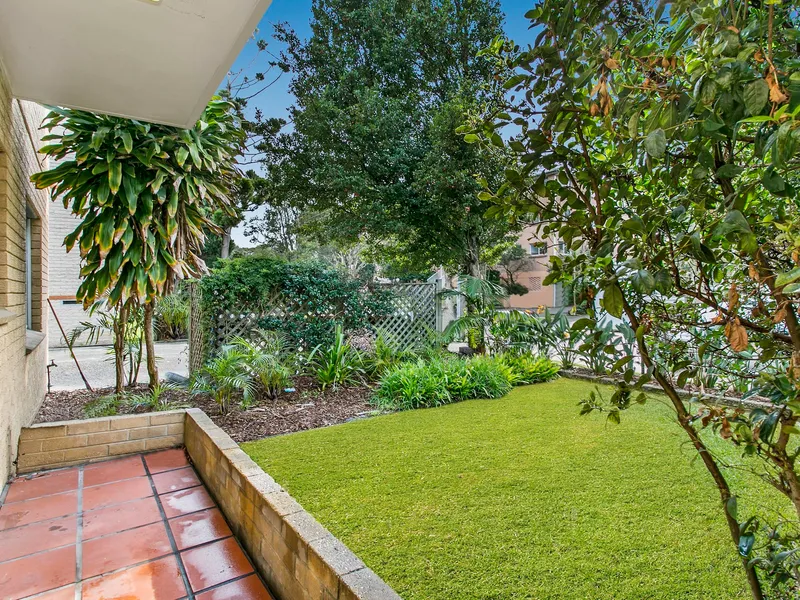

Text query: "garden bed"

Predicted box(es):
[36, 376, 375, 443]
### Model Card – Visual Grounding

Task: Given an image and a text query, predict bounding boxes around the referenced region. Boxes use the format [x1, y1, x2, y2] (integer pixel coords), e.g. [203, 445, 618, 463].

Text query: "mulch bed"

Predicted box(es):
[36, 376, 377, 443]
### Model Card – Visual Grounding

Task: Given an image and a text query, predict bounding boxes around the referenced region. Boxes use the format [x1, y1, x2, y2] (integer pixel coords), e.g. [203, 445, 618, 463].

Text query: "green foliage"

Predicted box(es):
[126, 382, 188, 412]
[373, 355, 523, 411]
[265, 0, 515, 274]
[469, 1, 800, 594]
[231, 331, 292, 400]
[192, 346, 255, 414]
[309, 325, 364, 391]
[361, 331, 419, 380]
[31, 99, 244, 308]
[154, 291, 189, 340]
[499, 354, 560, 385]
[83, 395, 121, 418]
[244, 379, 792, 600]
[69, 302, 144, 387]
[200, 256, 393, 351]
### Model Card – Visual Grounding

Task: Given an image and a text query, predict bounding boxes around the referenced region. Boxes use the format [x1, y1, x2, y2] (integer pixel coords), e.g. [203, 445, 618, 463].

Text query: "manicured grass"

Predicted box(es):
[243, 379, 791, 600]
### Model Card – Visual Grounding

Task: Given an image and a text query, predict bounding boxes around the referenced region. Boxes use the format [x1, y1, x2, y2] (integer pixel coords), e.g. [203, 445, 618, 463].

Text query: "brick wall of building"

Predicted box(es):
[0, 64, 50, 483]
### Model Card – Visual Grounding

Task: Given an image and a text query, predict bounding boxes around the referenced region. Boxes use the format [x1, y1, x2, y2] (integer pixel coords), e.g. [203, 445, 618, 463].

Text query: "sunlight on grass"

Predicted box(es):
[243, 379, 791, 600]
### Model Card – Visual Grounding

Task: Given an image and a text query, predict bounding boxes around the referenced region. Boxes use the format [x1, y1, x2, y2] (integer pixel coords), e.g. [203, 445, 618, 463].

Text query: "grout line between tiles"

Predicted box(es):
[192, 570, 257, 597]
[143, 455, 196, 600]
[75, 465, 84, 600]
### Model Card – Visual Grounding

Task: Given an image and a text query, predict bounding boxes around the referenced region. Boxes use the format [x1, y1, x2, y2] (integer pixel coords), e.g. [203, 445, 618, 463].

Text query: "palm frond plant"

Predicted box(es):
[191, 346, 254, 414]
[68, 302, 144, 387]
[125, 382, 188, 412]
[154, 292, 190, 340]
[230, 331, 292, 400]
[442, 275, 510, 354]
[308, 324, 364, 391]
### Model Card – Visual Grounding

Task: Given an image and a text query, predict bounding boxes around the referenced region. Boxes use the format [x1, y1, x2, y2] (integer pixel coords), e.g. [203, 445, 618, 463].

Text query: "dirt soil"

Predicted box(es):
[36, 376, 377, 443]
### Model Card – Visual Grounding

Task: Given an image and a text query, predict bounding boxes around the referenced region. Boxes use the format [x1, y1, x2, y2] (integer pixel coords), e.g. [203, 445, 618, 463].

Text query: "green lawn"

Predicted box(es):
[243, 379, 791, 600]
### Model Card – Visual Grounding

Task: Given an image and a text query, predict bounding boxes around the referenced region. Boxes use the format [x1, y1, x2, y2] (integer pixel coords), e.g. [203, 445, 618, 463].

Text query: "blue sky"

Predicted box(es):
[229, 0, 537, 124]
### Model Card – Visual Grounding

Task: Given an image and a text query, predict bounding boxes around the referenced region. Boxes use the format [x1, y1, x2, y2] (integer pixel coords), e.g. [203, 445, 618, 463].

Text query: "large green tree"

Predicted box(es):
[32, 100, 244, 391]
[470, 0, 800, 597]
[259, 0, 515, 276]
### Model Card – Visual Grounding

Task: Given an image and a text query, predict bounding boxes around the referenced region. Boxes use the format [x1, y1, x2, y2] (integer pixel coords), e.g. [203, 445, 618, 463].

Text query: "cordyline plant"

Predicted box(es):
[32, 99, 244, 392]
[466, 0, 800, 597]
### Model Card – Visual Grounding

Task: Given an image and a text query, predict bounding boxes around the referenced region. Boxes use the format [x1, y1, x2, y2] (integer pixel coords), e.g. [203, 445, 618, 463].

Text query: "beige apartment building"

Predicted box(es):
[503, 224, 564, 310]
[0, 72, 50, 483]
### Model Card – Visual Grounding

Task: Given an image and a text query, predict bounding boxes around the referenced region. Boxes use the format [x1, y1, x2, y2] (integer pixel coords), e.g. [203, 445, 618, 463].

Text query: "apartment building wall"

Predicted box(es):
[0, 65, 50, 483]
[503, 225, 563, 310]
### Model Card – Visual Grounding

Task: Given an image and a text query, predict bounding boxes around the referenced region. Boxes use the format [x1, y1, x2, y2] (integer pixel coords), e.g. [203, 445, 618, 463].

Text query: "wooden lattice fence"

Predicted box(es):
[189, 280, 441, 374]
[372, 282, 439, 349]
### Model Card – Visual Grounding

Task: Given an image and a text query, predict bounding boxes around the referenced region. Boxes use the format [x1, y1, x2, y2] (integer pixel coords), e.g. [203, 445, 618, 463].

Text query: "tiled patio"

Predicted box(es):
[0, 449, 275, 600]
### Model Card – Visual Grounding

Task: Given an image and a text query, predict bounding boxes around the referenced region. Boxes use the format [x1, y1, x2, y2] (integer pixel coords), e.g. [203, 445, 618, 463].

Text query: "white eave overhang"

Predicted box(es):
[0, 0, 273, 128]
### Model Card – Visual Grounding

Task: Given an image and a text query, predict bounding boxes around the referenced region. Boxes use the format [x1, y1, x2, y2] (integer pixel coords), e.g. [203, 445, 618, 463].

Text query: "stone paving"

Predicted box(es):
[0, 449, 274, 599]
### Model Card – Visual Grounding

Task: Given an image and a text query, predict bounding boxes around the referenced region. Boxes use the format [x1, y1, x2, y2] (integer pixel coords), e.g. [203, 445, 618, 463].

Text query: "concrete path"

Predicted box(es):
[48, 341, 189, 391]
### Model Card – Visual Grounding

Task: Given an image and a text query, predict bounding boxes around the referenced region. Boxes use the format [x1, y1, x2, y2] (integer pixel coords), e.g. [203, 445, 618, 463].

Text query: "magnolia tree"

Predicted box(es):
[467, 0, 800, 596]
[32, 99, 245, 392]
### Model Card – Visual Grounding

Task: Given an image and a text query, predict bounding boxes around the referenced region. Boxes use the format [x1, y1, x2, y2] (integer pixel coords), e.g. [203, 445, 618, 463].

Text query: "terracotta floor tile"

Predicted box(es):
[82, 556, 187, 600]
[161, 486, 214, 518]
[0, 491, 78, 530]
[153, 466, 201, 495]
[82, 521, 173, 578]
[0, 515, 77, 562]
[83, 496, 162, 540]
[28, 585, 78, 600]
[83, 456, 146, 487]
[169, 508, 232, 551]
[145, 449, 189, 474]
[5, 469, 79, 504]
[0, 545, 75, 599]
[195, 574, 274, 599]
[83, 476, 153, 511]
[182, 537, 254, 592]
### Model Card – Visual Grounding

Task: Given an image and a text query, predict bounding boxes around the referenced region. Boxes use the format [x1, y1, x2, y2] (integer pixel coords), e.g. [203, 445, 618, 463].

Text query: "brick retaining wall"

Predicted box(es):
[184, 408, 401, 600]
[17, 410, 185, 473]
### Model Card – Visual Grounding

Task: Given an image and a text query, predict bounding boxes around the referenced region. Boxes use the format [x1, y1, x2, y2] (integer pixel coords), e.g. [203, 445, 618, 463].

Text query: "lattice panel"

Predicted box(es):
[373, 283, 437, 349]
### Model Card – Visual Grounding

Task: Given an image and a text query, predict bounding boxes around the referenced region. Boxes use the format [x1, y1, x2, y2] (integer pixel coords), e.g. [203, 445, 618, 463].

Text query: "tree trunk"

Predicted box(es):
[621, 296, 764, 600]
[465, 233, 481, 278]
[144, 301, 159, 390]
[113, 302, 128, 395]
[220, 227, 232, 259]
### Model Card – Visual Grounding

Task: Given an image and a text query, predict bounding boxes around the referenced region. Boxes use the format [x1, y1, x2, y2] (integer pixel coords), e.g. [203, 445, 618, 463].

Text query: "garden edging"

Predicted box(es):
[184, 408, 402, 600]
[560, 370, 774, 412]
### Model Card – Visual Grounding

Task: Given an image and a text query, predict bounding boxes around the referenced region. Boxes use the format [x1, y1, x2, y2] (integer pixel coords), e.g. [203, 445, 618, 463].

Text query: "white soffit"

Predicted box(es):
[0, 0, 273, 128]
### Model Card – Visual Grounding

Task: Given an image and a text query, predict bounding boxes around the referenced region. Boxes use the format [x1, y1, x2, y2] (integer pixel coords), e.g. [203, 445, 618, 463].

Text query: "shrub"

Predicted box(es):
[373, 356, 515, 411]
[126, 383, 188, 412]
[200, 256, 394, 351]
[500, 354, 560, 385]
[191, 346, 254, 413]
[155, 292, 189, 340]
[309, 324, 364, 391]
[231, 331, 292, 400]
[361, 332, 419, 380]
[84, 395, 121, 418]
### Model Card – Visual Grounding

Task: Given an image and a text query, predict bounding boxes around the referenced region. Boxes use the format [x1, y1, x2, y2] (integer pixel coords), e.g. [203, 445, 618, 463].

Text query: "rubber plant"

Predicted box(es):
[32, 98, 245, 392]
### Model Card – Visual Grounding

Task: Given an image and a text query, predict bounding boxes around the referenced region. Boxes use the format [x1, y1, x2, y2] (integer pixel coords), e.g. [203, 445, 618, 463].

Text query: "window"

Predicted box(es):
[529, 277, 543, 292]
[24, 204, 43, 332]
[529, 242, 547, 256]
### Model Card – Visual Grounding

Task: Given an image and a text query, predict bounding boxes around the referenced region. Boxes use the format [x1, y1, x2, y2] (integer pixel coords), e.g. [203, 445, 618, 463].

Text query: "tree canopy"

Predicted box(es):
[468, 0, 800, 596]
[257, 0, 516, 275]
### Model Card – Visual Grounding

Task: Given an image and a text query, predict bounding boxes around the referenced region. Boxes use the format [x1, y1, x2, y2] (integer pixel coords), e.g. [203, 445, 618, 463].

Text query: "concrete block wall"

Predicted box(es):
[184, 409, 401, 600]
[17, 410, 185, 473]
[0, 64, 50, 484]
